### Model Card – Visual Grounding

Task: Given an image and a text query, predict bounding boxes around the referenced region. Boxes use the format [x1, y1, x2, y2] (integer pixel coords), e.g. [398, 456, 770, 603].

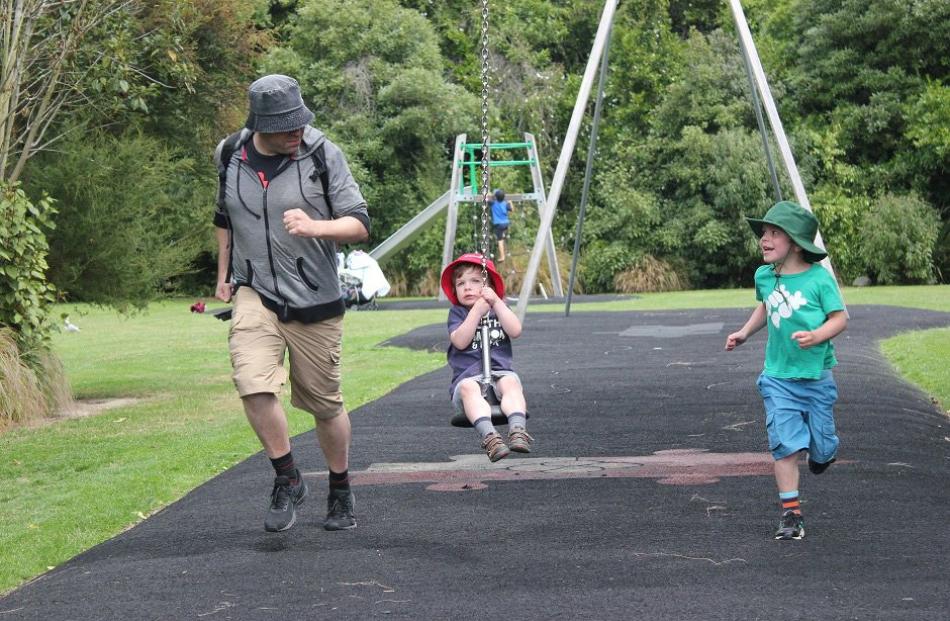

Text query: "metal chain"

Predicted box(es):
[478, 0, 491, 279]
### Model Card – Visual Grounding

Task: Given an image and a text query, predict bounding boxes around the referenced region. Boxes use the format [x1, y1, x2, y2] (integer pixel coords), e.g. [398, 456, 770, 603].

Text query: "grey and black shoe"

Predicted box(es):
[773, 510, 805, 540]
[264, 475, 308, 532]
[325, 488, 357, 531]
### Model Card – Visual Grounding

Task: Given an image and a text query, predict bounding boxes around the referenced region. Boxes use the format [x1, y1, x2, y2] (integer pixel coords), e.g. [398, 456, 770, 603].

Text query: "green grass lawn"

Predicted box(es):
[1, 285, 948, 594]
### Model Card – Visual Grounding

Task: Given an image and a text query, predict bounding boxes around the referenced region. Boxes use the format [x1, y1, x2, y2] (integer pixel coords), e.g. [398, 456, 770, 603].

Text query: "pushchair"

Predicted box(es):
[338, 250, 390, 310]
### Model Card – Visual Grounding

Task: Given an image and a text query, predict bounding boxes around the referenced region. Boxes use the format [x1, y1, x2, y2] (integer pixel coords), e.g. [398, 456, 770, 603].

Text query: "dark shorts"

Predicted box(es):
[493, 224, 509, 240]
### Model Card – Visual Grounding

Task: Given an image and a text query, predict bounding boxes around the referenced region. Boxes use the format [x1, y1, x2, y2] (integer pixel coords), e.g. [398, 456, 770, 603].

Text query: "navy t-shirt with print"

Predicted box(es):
[446, 305, 515, 398]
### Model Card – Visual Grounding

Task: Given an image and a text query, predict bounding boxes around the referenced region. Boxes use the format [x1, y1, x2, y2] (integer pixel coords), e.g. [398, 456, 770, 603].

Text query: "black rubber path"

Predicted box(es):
[2, 305, 948, 620]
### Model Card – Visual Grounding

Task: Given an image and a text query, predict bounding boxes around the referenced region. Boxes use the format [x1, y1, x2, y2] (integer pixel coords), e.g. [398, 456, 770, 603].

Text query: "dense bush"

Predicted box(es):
[579, 241, 636, 294]
[857, 193, 940, 284]
[25, 132, 211, 309]
[0, 183, 70, 428]
[614, 255, 689, 293]
[0, 182, 58, 348]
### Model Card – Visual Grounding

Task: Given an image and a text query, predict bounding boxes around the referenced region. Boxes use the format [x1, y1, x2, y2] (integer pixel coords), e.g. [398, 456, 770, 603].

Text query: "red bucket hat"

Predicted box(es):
[440, 253, 505, 305]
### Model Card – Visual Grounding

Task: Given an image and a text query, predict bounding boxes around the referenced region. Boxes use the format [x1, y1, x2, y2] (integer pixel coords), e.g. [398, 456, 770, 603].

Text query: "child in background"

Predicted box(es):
[490, 189, 513, 262]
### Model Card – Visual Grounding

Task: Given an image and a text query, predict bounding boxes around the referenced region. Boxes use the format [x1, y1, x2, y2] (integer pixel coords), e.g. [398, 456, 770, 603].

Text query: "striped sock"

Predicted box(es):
[329, 469, 350, 492]
[270, 451, 298, 484]
[779, 490, 801, 515]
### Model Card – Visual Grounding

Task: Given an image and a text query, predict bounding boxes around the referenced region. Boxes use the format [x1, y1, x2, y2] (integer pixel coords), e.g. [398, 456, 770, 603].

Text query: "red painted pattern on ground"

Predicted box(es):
[330, 449, 791, 492]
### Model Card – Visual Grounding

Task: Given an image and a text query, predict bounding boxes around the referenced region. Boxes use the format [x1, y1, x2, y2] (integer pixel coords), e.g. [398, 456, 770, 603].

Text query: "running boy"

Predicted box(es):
[725, 201, 847, 540]
[442, 253, 532, 461]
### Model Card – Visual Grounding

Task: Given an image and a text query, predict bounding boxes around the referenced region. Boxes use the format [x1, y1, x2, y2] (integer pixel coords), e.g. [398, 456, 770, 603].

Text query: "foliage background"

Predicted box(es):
[9, 0, 950, 306]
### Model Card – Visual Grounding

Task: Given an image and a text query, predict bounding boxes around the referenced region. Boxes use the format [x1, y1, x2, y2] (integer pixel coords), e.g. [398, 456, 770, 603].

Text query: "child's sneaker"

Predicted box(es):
[807, 456, 836, 475]
[481, 431, 510, 462]
[773, 510, 805, 540]
[507, 428, 533, 453]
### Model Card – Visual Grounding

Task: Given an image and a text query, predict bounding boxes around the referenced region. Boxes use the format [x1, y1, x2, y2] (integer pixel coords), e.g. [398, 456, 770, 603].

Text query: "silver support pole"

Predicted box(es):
[480, 319, 491, 382]
[516, 0, 619, 322]
[524, 132, 563, 297]
[440, 133, 467, 300]
[566, 17, 613, 317]
[727, 0, 840, 283]
[736, 32, 782, 203]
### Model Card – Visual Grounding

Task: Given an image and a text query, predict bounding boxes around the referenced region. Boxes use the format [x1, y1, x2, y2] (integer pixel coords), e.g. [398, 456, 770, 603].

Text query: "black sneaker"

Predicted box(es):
[264, 475, 308, 532]
[325, 488, 357, 531]
[774, 510, 805, 540]
[808, 457, 836, 475]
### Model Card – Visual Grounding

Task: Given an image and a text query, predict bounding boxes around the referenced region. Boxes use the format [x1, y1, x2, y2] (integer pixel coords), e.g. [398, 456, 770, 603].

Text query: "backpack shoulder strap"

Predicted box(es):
[309, 143, 332, 212]
[216, 129, 250, 207]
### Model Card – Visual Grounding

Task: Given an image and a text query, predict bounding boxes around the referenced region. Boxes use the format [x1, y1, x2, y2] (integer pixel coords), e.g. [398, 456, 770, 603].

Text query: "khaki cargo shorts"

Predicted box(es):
[228, 287, 345, 420]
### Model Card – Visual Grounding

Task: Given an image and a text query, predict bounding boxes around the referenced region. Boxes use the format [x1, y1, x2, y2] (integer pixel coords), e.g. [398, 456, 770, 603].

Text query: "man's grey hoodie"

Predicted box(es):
[214, 126, 369, 320]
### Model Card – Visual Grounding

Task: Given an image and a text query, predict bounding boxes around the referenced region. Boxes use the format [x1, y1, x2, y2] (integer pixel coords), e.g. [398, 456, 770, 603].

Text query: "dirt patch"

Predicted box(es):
[56, 397, 142, 420]
[1, 397, 144, 433]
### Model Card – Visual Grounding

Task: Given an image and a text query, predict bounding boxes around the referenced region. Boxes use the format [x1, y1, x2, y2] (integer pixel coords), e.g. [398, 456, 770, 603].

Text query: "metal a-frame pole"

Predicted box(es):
[515, 0, 619, 322]
[728, 0, 841, 287]
[440, 133, 467, 300]
[565, 14, 613, 317]
[524, 132, 563, 297]
[736, 32, 782, 203]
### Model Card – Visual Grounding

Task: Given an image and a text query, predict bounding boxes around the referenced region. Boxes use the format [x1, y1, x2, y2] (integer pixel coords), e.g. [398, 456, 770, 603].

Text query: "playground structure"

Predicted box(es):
[368, 133, 563, 299]
[370, 0, 842, 321]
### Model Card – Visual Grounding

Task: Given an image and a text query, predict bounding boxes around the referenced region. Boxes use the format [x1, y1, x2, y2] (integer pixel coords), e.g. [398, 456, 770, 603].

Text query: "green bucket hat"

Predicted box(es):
[746, 200, 827, 263]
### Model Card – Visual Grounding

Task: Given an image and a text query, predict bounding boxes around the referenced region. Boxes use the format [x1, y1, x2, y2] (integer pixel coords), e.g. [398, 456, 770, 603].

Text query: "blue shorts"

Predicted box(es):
[756, 371, 839, 462]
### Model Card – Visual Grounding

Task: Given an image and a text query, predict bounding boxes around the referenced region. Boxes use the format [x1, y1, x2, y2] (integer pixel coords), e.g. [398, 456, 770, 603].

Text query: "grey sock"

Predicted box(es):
[473, 416, 496, 439]
[507, 412, 526, 430]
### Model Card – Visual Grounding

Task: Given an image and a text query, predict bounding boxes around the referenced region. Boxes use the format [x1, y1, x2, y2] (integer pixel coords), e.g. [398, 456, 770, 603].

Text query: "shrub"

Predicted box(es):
[614, 255, 689, 293]
[579, 242, 635, 294]
[25, 130, 210, 309]
[0, 182, 58, 349]
[500, 247, 572, 299]
[0, 330, 71, 430]
[0, 328, 45, 429]
[0, 184, 71, 428]
[858, 193, 940, 284]
[812, 186, 868, 283]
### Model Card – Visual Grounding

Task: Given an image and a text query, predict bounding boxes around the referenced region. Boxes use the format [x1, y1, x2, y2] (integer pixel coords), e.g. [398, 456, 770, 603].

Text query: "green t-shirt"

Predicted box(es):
[754, 263, 844, 380]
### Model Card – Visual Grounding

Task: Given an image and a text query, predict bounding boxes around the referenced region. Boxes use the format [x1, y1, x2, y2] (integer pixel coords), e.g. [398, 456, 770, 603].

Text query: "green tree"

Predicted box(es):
[26, 130, 210, 309]
[0, 0, 127, 183]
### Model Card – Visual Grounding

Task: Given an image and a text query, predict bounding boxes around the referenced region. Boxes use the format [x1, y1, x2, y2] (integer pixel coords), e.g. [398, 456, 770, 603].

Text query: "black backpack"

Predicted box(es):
[216, 129, 331, 209]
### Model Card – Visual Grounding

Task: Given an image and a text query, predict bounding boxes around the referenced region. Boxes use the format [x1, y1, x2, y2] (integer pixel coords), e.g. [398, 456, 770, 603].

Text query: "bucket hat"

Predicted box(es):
[440, 253, 505, 305]
[245, 75, 315, 133]
[746, 200, 827, 263]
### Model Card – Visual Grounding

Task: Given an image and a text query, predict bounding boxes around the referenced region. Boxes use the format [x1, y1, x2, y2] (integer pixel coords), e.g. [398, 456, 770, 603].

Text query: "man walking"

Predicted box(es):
[213, 75, 370, 532]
